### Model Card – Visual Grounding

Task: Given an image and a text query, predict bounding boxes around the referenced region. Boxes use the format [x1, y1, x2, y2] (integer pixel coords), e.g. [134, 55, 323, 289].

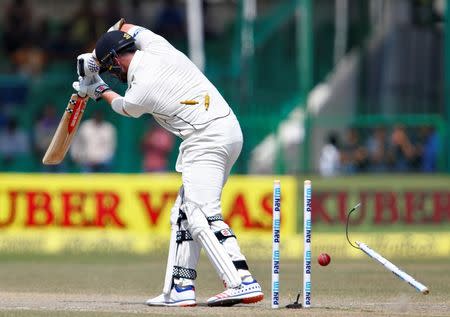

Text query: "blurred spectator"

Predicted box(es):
[319, 132, 340, 177]
[2, 0, 33, 58]
[27, 16, 51, 69]
[47, 23, 80, 60]
[1, 0, 47, 76]
[70, 110, 116, 173]
[153, 0, 186, 41]
[366, 126, 389, 172]
[141, 124, 175, 172]
[340, 127, 369, 173]
[33, 103, 65, 172]
[387, 124, 417, 172]
[69, 0, 102, 51]
[124, 0, 147, 27]
[417, 125, 439, 172]
[11, 40, 47, 76]
[0, 117, 30, 168]
[98, 0, 123, 33]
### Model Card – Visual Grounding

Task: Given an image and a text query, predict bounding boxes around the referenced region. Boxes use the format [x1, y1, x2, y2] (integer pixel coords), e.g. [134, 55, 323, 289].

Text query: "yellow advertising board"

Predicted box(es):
[1, 174, 449, 258]
[0, 173, 297, 254]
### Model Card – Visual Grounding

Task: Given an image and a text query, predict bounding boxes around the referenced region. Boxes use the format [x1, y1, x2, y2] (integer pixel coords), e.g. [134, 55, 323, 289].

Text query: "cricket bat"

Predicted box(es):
[42, 93, 88, 165]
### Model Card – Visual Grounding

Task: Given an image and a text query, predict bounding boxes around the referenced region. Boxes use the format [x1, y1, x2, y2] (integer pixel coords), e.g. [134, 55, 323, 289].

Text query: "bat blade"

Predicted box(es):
[42, 93, 88, 165]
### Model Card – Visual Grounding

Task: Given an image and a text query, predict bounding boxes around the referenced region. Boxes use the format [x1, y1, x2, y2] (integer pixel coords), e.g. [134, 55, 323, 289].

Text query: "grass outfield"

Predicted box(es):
[0, 253, 448, 316]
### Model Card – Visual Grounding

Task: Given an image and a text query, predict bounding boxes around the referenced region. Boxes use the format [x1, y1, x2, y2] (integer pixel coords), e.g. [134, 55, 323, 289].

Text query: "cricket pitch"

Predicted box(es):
[0, 253, 448, 317]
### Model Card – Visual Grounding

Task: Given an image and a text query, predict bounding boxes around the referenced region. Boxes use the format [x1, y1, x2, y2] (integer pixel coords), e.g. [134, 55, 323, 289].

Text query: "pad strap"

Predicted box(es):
[214, 228, 236, 243]
[176, 230, 193, 243]
[207, 215, 223, 223]
[178, 211, 223, 224]
[173, 266, 197, 280]
[177, 210, 188, 224]
[233, 260, 249, 270]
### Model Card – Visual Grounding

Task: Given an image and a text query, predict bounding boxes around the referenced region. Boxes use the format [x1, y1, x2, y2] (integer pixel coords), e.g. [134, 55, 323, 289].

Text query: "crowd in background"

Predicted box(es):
[0, 0, 192, 76]
[319, 125, 440, 176]
[0, 0, 444, 174]
[0, 0, 183, 173]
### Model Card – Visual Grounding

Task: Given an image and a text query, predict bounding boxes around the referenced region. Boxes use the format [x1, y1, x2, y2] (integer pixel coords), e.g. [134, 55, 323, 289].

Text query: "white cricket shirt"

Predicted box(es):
[122, 27, 234, 140]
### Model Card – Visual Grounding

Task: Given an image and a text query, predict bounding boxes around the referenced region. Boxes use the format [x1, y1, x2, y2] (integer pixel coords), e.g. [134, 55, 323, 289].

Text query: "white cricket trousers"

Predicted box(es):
[171, 114, 248, 284]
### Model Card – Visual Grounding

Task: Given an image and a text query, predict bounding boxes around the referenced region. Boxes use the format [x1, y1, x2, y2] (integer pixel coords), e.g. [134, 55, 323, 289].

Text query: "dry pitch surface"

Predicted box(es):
[0, 253, 448, 317]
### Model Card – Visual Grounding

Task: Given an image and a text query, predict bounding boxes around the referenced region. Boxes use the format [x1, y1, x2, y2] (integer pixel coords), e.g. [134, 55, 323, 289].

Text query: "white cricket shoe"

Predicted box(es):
[207, 279, 264, 307]
[146, 285, 196, 307]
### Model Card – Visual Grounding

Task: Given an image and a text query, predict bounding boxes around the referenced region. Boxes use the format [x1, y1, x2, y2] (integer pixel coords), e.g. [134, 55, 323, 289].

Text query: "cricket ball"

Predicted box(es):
[318, 253, 331, 266]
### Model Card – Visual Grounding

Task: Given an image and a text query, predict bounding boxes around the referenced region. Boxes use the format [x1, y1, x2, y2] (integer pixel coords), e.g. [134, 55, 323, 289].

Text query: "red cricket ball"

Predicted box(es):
[318, 253, 331, 266]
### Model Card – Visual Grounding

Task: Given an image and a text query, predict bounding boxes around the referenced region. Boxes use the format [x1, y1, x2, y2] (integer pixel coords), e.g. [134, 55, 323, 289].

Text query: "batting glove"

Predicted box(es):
[72, 74, 110, 101]
[77, 53, 100, 77]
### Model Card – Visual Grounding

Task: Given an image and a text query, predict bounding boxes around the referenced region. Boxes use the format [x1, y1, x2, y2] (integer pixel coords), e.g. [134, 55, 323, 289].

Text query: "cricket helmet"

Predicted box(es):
[95, 31, 137, 74]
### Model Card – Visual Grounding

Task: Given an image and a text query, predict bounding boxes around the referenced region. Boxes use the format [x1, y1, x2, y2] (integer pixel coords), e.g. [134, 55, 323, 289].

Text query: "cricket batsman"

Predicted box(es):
[73, 20, 263, 307]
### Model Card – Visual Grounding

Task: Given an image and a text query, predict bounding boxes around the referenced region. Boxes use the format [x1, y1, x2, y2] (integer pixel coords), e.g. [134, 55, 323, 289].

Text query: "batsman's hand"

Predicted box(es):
[107, 18, 126, 32]
[77, 53, 100, 77]
[72, 74, 110, 101]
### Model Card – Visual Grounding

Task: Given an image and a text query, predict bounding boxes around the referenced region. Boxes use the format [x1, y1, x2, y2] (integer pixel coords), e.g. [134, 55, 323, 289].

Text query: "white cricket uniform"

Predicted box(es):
[110, 26, 248, 286]
[121, 27, 242, 172]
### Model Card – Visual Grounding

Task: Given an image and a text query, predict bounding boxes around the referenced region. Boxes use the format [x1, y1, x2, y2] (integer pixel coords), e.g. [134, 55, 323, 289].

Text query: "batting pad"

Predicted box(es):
[163, 226, 178, 294]
[197, 229, 242, 288]
[181, 201, 242, 289]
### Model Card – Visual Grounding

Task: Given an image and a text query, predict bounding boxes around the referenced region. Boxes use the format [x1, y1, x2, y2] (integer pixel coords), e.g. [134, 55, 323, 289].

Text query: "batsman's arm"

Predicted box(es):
[42, 94, 88, 165]
[119, 23, 134, 33]
[108, 18, 126, 32]
[108, 19, 158, 52]
[102, 90, 144, 118]
[116, 22, 160, 52]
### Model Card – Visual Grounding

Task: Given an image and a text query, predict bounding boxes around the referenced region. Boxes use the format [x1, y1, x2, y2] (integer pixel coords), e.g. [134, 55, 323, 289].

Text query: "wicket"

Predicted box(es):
[271, 180, 281, 308]
[356, 241, 429, 294]
[272, 179, 312, 309]
[303, 180, 312, 308]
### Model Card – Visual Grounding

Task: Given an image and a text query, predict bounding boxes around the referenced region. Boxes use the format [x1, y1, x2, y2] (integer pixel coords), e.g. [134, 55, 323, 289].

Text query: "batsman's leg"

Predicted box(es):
[182, 142, 263, 306]
[216, 141, 254, 281]
[182, 200, 242, 289]
[146, 187, 199, 307]
[162, 187, 184, 295]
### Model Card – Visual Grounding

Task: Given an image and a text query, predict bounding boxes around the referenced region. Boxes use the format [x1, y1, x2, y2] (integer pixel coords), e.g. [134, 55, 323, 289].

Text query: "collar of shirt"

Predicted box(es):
[127, 50, 144, 84]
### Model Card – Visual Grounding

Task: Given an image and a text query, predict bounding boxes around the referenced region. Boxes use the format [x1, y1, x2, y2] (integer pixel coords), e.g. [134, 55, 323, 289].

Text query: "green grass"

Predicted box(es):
[0, 312, 144, 317]
[0, 253, 448, 316]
